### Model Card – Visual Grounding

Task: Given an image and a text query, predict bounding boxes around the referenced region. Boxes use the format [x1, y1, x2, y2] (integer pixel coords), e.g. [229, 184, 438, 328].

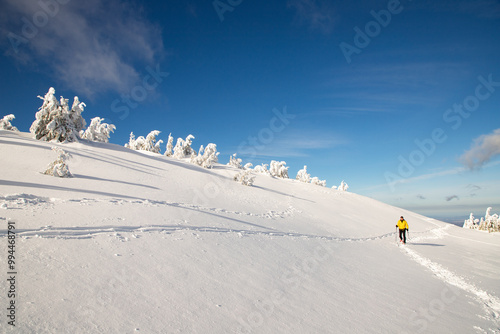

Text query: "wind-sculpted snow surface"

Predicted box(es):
[0, 130, 499, 333]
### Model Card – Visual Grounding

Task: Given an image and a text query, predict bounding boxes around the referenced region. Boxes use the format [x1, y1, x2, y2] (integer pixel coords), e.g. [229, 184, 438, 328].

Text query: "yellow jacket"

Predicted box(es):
[397, 220, 408, 230]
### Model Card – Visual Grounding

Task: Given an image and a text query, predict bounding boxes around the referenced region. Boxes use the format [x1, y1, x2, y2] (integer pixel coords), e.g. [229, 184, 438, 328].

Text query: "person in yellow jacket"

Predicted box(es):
[396, 216, 409, 243]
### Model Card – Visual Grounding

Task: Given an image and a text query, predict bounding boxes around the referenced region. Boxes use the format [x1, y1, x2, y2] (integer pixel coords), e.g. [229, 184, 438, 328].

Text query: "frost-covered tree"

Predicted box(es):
[125, 130, 163, 153]
[253, 164, 270, 175]
[463, 207, 499, 232]
[338, 180, 349, 191]
[143, 130, 163, 153]
[80, 117, 116, 143]
[311, 177, 327, 187]
[125, 132, 140, 150]
[43, 146, 72, 177]
[234, 169, 255, 186]
[164, 133, 174, 157]
[173, 134, 196, 159]
[270, 160, 289, 178]
[191, 143, 219, 168]
[244, 163, 253, 170]
[0, 114, 19, 131]
[227, 153, 243, 169]
[30, 87, 86, 142]
[296, 165, 311, 183]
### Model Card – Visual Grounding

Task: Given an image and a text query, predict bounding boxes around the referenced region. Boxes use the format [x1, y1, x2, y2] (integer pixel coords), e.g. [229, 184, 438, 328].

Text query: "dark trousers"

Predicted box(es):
[399, 229, 406, 243]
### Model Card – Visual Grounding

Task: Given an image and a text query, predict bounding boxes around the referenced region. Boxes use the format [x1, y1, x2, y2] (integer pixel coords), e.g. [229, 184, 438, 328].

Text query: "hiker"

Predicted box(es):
[396, 216, 409, 244]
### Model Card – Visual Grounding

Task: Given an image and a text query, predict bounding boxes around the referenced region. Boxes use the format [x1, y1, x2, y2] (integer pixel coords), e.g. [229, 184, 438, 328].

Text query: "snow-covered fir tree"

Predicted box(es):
[191, 144, 219, 168]
[30, 87, 86, 142]
[253, 164, 270, 175]
[338, 180, 349, 191]
[269, 160, 289, 178]
[234, 170, 255, 186]
[125, 130, 163, 153]
[43, 146, 72, 178]
[311, 177, 327, 187]
[463, 207, 499, 232]
[173, 135, 196, 159]
[143, 131, 163, 153]
[227, 153, 243, 169]
[80, 117, 116, 143]
[243, 163, 253, 170]
[164, 133, 174, 157]
[0, 114, 19, 131]
[296, 165, 311, 183]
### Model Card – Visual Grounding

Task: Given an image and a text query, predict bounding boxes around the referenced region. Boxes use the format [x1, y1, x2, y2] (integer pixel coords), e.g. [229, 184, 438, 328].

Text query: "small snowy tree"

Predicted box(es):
[125, 132, 139, 150]
[253, 164, 270, 175]
[173, 135, 196, 159]
[270, 160, 289, 179]
[143, 130, 163, 153]
[311, 177, 327, 187]
[80, 117, 115, 143]
[234, 170, 255, 186]
[164, 133, 174, 157]
[227, 153, 243, 169]
[464, 207, 499, 232]
[43, 147, 72, 177]
[30, 87, 86, 142]
[244, 163, 253, 170]
[191, 143, 219, 168]
[296, 165, 311, 183]
[0, 114, 19, 131]
[201, 143, 219, 168]
[125, 131, 162, 153]
[338, 180, 349, 191]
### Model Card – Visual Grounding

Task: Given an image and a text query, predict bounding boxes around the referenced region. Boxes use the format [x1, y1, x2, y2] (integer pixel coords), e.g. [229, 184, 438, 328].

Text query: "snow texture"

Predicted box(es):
[1, 130, 499, 334]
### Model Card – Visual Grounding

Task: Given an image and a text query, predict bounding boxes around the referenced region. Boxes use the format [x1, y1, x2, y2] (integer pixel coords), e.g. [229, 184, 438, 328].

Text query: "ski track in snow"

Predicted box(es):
[0, 224, 398, 243]
[0, 193, 299, 220]
[401, 225, 500, 330]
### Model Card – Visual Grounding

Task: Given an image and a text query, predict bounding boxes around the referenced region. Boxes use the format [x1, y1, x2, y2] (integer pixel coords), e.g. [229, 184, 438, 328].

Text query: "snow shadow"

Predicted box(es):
[408, 243, 445, 247]
[72, 174, 160, 190]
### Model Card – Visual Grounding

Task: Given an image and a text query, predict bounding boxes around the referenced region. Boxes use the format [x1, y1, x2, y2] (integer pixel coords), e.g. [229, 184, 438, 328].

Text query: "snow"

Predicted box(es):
[1, 130, 499, 333]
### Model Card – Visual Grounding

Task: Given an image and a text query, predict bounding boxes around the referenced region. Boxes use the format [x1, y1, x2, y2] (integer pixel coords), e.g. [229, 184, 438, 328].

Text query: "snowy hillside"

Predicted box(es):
[1, 129, 499, 333]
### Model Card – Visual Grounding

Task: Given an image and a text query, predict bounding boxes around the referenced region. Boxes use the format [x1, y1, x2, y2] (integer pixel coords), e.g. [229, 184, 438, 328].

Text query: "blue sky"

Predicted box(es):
[1, 0, 499, 222]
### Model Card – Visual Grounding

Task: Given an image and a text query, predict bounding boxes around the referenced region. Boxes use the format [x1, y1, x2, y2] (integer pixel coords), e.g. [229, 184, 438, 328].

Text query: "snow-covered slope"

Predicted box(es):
[1, 130, 499, 333]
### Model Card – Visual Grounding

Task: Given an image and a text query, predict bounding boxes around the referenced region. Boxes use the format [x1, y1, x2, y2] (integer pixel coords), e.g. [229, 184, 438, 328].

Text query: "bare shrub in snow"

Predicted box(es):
[296, 165, 311, 183]
[0, 114, 19, 131]
[270, 160, 289, 179]
[125, 130, 163, 153]
[234, 170, 255, 186]
[227, 153, 243, 169]
[30, 87, 86, 142]
[191, 143, 219, 168]
[173, 135, 196, 159]
[463, 207, 499, 232]
[80, 117, 116, 143]
[44, 147, 72, 177]
[164, 133, 174, 157]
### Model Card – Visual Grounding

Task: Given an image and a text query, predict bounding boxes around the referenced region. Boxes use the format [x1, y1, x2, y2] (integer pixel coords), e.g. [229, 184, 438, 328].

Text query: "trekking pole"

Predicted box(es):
[395, 226, 398, 243]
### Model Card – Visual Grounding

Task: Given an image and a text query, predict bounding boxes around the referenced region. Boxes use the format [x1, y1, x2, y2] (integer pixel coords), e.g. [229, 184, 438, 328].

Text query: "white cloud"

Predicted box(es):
[460, 128, 500, 169]
[2, 0, 165, 97]
[287, 0, 336, 34]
